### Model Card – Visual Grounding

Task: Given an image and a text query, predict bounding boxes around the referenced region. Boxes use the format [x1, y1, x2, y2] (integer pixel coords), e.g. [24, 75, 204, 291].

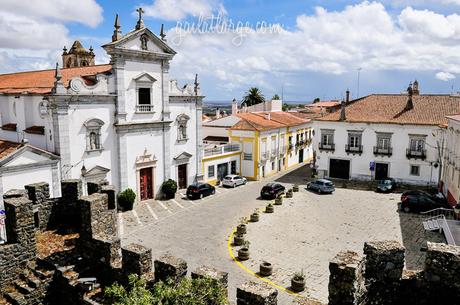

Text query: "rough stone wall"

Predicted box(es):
[0, 196, 36, 290]
[25, 182, 52, 230]
[329, 240, 460, 305]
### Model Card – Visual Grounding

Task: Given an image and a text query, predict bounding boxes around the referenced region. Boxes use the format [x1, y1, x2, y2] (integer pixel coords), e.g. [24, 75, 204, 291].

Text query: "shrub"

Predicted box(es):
[292, 269, 305, 281]
[117, 188, 136, 211]
[161, 179, 178, 199]
[105, 274, 228, 305]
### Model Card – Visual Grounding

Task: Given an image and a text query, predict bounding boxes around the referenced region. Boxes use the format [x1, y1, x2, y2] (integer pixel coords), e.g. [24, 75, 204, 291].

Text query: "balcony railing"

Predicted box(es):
[318, 142, 335, 151]
[288, 143, 294, 151]
[203, 143, 241, 157]
[243, 153, 253, 161]
[373, 146, 393, 156]
[261, 151, 269, 160]
[136, 104, 155, 113]
[345, 144, 363, 154]
[406, 148, 427, 160]
[279, 146, 286, 156]
[270, 150, 278, 159]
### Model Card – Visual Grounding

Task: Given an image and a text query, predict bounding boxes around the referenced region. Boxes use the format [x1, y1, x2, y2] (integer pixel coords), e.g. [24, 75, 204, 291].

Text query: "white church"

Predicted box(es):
[0, 11, 203, 203]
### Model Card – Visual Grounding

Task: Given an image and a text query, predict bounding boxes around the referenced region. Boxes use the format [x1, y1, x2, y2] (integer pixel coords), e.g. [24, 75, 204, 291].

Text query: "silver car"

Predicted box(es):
[307, 179, 335, 194]
[222, 175, 247, 188]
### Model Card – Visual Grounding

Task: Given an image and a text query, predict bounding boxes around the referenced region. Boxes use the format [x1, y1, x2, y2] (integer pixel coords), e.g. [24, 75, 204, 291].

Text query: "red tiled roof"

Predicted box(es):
[447, 114, 460, 122]
[0, 139, 22, 160]
[305, 101, 340, 108]
[0, 64, 112, 94]
[231, 112, 310, 131]
[316, 94, 460, 126]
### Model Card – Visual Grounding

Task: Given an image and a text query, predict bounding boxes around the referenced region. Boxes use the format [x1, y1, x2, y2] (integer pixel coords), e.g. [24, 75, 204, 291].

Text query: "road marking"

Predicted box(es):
[170, 199, 184, 209]
[145, 203, 158, 220]
[132, 210, 142, 225]
[158, 201, 168, 210]
[227, 228, 301, 297]
[118, 213, 124, 236]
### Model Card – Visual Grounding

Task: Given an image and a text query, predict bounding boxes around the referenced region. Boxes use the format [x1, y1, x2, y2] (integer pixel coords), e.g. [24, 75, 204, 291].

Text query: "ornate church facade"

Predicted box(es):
[0, 12, 203, 202]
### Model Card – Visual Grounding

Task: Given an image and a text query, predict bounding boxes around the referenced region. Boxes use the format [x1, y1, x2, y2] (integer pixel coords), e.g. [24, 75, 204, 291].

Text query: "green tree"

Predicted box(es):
[313, 97, 320, 104]
[272, 94, 280, 100]
[105, 274, 228, 305]
[282, 103, 292, 111]
[242, 87, 265, 106]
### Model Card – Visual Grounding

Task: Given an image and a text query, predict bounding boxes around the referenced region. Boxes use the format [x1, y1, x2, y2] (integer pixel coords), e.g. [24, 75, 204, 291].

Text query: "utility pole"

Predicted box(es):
[357, 67, 362, 98]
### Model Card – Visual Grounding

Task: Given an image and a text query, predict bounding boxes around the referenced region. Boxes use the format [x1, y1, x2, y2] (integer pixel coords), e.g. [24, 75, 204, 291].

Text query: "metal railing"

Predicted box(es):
[136, 104, 155, 113]
[203, 143, 241, 157]
[421, 208, 455, 220]
[373, 146, 393, 156]
[345, 144, 363, 154]
[406, 148, 427, 160]
[261, 151, 269, 160]
[279, 146, 286, 156]
[318, 142, 335, 151]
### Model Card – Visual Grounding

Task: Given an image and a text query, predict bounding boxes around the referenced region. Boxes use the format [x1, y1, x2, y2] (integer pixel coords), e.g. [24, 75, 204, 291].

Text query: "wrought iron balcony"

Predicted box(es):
[345, 144, 363, 154]
[318, 142, 335, 152]
[406, 148, 426, 160]
[279, 146, 286, 156]
[261, 151, 269, 160]
[373, 146, 393, 156]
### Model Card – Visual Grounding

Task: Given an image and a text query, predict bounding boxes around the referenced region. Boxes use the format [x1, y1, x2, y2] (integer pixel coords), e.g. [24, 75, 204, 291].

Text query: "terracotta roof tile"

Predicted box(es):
[305, 101, 340, 108]
[0, 64, 112, 94]
[447, 114, 460, 122]
[0, 139, 22, 160]
[317, 94, 460, 126]
[231, 112, 310, 131]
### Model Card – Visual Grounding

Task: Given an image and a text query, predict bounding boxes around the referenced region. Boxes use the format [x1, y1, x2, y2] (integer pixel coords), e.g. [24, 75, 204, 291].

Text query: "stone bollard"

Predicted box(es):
[122, 243, 153, 278]
[363, 240, 405, 282]
[328, 250, 365, 305]
[236, 281, 277, 305]
[100, 185, 117, 210]
[191, 266, 229, 296]
[154, 254, 187, 284]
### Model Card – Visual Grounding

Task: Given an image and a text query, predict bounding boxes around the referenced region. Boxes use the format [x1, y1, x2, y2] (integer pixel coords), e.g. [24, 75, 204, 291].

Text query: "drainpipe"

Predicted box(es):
[161, 60, 166, 181]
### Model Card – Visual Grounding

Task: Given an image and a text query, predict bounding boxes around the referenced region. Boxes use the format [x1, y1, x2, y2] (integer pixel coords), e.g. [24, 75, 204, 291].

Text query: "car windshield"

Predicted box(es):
[223, 176, 232, 180]
[381, 180, 392, 185]
[325, 182, 333, 187]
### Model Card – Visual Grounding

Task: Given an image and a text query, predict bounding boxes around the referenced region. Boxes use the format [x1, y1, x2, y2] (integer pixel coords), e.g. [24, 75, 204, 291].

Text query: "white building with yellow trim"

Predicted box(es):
[202, 112, 313, 184]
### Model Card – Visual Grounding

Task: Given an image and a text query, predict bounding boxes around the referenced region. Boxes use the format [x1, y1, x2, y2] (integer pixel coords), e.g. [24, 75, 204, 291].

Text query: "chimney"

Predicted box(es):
[346, 89, 350, 104]
[231, 98, 238, 115]
[266, 113, 271, 120]
[413, 80, 420, 95]
[406, 82, 414, 111]
[340, 100, 346, 121]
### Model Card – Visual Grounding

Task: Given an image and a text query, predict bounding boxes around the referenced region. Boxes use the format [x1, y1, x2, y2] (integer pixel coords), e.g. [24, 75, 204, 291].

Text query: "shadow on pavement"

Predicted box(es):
[275, 164, 313, 185]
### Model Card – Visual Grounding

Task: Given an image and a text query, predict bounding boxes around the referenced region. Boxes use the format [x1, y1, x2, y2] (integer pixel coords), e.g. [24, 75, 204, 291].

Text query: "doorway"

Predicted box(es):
[217, 163, 229, 181]
[299, 149, 304, 163]
[329, 159, 350, 179]
[140, 167, 153, 201]
[375, 163, 389, 180]
[231, 161, 237, 175]
[178, 164, 187, 189]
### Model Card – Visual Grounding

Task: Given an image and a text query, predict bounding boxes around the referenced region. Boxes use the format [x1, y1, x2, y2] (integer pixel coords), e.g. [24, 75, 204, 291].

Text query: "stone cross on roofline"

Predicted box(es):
[136, 7, 145, 30]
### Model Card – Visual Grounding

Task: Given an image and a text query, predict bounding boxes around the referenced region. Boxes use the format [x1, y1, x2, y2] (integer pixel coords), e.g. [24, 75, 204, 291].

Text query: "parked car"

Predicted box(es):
[186, 183, 215, 200]
[222, 175, 247, 188]
[376, 178, 397, 193]
[307, 179, 335, 194]
[260, 183, 286, 199]
[402, 190, 448, 205]
[400, 191, 449, 213]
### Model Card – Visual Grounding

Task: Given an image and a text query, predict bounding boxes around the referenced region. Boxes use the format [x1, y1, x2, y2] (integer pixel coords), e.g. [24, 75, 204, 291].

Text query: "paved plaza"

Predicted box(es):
[120, 165, 445, 304]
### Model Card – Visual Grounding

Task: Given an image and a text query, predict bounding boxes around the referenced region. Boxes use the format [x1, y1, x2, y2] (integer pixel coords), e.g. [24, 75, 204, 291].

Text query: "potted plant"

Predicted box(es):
[238, 241, 250, 261]
[293, 184, 299, 192]
[161, 179, 177, 200]
[117, 188, 136, 211]
[259, 261, 273, 277]
[237, 217, 248, 234]
[286, 189, 293, 198]
[265, 203, 274, 213]
[291, 270, 306, 292]
[274, 196, 283, 205]
[250, 210, 259, 222]
[233, 233, 245, 246]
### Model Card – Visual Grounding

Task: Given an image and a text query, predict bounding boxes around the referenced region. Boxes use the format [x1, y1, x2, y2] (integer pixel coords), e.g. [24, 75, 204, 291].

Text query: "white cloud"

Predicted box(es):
[436, 71, 456, 81]
[166, 1, 460, 96]
[144, 0, 221, 21]
[0, 0, 103, 73]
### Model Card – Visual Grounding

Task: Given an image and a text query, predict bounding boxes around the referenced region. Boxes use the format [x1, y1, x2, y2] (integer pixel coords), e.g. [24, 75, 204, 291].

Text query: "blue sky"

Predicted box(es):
[2, 0, 460, 102]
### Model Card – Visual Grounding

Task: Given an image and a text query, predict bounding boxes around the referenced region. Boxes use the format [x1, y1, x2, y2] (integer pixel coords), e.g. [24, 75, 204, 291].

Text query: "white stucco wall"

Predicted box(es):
[314, 120, 441, 185]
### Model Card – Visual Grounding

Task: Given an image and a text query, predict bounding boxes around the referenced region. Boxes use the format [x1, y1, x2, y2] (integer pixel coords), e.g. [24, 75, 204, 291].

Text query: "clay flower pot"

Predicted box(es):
[237, 224, 247, 235]
[238, 247, 250, 261]
[274, 196, 283, 205]
[250, 213, 259, 222]
[265, 204, 274, 213]
[293, 185, 299, 192]
[259, 262, 273, 277]
[286, 190, 293, 198]
[291, 277, 306, 292]
[233, 234, 244, 246]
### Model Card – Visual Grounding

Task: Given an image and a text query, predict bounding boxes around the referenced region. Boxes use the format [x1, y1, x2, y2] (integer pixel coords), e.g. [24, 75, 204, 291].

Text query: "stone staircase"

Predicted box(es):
[2, 261, 55, 305]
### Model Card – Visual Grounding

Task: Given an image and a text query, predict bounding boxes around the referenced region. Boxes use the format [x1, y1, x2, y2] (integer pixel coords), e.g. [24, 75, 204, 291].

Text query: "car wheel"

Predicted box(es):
[233, 183, 236, 188]
[200, 193, 204, 199]
[403, 206, 410, 213]
[318, 189, 322, 194]
[212, 189, 215, 195]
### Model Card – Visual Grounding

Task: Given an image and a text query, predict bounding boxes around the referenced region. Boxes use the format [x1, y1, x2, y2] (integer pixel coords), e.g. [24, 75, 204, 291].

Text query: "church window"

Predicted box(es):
[84, 118, 104, 151]
[138, 88, 151, 105]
